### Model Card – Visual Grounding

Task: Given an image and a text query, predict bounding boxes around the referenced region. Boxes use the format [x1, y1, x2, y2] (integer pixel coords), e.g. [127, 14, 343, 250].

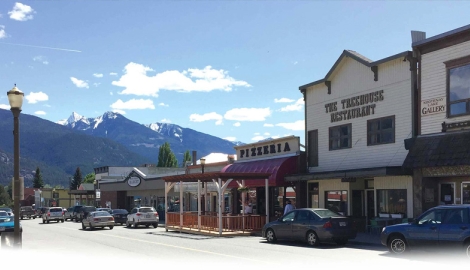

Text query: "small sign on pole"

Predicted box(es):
[96, 189, 101, 199]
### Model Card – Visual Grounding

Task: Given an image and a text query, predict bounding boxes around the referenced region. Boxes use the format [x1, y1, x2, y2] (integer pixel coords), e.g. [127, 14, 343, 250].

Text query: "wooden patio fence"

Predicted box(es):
[166, 212, 266, 232]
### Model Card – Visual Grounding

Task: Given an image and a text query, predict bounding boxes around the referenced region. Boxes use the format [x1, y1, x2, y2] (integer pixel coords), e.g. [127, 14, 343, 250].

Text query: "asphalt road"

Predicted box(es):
[1, 218, 468, 269]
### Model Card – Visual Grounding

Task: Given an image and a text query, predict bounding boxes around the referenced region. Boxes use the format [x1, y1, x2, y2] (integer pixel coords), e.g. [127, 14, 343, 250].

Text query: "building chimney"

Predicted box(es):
[227, 155, 235, 164]
[411, 31, 426, 43]
[192, 151, 197, 166]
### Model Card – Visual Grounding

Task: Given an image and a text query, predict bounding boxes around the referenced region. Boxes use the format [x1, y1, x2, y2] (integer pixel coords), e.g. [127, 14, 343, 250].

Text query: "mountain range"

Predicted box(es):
[0, 109, 242, 188]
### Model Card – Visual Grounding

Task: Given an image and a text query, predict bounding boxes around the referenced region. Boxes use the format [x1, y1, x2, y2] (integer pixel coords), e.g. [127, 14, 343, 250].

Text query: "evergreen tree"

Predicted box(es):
[70, 167, 83, 190]
[83, 173, 95, 184]
[157, 142, 178, 167]
[182, 150, 192, 167]
[0, 184, 11, 206]
[32, 167, 45, 188]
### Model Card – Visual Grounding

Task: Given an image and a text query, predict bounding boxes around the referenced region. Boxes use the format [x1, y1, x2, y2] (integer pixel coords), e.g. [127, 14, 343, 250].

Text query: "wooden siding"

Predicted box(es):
[421, 40, 470, 134]
[374, 176, 413, 217]
[306, 57, 412, 172]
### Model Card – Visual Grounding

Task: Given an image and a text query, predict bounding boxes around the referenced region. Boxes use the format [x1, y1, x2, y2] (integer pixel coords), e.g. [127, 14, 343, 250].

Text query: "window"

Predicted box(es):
[296, 210, 315, 221]
[418, 209, 444, 225]
[329, 124, 352, 150]
[462, 183, 470, 204]
[376, 189, 407, 217]
[443, 208, 469, 224]
[324, 191, 348, 215]
[282, 211, 295, 222]
[446, 57, 470, 117]
[367, 116, 395, 145]
[308, 130, 318, 167]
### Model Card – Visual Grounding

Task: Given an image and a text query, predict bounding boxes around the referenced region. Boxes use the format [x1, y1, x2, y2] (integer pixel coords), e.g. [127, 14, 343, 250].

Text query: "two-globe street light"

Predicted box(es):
[7, 84, 24, 248]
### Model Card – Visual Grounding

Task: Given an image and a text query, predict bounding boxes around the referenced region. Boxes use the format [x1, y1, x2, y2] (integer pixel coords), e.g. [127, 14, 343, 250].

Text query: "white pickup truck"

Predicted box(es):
[42, 207, 65, 223]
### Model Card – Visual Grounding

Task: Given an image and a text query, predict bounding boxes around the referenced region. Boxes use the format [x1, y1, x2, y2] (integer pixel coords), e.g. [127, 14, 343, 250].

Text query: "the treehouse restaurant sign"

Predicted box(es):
[325, 90, 385, 123]
[235, 136, 300, 161]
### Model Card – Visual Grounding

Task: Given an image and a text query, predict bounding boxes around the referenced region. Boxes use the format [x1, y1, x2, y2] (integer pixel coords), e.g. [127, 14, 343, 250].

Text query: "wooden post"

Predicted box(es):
[179, 181, 183, 232]
[164, 183, 168, 232]
[265, 178, 269, 224]
[218, 178, 223, 236]
[198, 180, 201, 231]
[242, 180, 245, 231]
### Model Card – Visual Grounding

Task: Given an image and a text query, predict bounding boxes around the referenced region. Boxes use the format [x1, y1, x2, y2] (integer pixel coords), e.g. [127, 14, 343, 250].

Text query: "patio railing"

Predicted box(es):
[166, 212, 265, 232]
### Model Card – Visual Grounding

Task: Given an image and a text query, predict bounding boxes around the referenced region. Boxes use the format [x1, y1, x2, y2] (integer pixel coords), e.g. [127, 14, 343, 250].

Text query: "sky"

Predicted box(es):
[1, 1, 470, 146]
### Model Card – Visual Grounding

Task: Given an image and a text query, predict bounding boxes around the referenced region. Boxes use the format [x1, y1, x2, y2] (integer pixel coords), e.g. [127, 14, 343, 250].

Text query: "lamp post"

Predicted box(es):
[200, 158, 206, 214]
[7, 84, 24, 248]
[94, 180, 100, 207]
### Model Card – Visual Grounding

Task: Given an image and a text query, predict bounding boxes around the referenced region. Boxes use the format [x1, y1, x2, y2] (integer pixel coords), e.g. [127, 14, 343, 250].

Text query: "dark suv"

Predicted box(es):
[381, 205, 470, 257]
[76, 206, 97, 222]
[71, 205, 84, 222]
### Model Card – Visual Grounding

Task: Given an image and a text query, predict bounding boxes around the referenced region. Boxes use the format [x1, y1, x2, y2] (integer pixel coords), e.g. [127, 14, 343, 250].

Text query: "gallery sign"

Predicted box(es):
[235, 136, 300, 161]
[127, 176, 141, 187]
[421, 97, 446, 116]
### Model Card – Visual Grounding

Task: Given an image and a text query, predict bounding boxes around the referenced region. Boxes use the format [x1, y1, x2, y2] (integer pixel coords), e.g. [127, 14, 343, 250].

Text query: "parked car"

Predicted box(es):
[20, 206, 36, 220]
[126, 207, 159, 228]
[64, 207, 74, 221]
[42, 207, 65, 223]
[0, 207, 13, 216]
[381, 205, 470, 256]
[71, 205, 84, 221]
[262, 208, 357, 246]
[97, 208, 112, 214]
[111, 209, 128, 225]
[82, 211, 115, 230]
[0, 211, 22, 235]
[36, 207, 48, 218]
[76, 206, 97, 222]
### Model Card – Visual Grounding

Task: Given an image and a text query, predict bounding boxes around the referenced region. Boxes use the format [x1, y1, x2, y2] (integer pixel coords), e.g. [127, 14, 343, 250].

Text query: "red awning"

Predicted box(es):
[221, 156, 298, 188]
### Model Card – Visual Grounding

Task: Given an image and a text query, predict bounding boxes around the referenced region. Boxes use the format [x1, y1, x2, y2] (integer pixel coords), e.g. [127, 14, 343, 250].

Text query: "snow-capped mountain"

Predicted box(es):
[58, 111, 240, 162]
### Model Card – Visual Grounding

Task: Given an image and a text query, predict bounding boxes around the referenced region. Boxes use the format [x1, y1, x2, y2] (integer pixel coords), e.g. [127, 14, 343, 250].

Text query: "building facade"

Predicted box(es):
[404, 24, 470, 216]
[288, 49, 416, 224]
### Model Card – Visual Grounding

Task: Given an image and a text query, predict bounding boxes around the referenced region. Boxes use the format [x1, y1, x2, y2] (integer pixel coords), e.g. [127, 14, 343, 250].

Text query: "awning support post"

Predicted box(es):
[197, 180, 201, 231]
[242, 180, 245, 232]
[179, 181, 183, 232]
[165, 182, 168, 231]
[265, 178, 269, 224]
[218, 177, 223, 236]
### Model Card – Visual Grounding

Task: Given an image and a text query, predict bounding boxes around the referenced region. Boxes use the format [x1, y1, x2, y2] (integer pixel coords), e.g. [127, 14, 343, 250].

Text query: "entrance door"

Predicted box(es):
[366, 190, 375, 219]
[440, 183, 455, 205]
[352, 190, 364, 217]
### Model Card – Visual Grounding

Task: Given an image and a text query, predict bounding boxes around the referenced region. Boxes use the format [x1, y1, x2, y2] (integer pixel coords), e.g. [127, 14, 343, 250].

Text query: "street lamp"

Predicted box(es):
[7, 84, 24, 248]
[199, 158, 206, 214]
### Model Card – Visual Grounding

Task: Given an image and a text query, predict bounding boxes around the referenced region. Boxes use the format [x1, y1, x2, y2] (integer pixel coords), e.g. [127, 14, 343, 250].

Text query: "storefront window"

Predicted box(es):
[376, 189, 407, 217]
[325, 191, 348, 215]
[273, 187, 285, 218]
[462, 183, 470, 204]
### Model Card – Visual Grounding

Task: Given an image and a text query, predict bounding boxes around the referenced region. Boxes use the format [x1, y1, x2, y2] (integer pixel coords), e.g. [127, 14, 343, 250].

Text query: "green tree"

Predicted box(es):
[83, 173, 95, 184]
[0, 184, 11, 206]
[157, 142, 178, 168]
[32, 167, 45, 188]
[70, 167, 83, 190]
[181, 150, 192, 167]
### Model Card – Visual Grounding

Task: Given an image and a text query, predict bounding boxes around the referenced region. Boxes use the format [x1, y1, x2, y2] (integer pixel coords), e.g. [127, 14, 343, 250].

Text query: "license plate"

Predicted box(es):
[339, 222, 346, 226]
[146, 215, 150, 218]
[0, 227, 5, 231]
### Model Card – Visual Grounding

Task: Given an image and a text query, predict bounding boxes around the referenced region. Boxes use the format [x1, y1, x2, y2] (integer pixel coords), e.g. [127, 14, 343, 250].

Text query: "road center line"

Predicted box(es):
[55, 226, 270, 263]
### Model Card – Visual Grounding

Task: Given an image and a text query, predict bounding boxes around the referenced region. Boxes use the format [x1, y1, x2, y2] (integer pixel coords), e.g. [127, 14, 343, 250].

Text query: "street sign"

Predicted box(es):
[96, 189, 101, 199]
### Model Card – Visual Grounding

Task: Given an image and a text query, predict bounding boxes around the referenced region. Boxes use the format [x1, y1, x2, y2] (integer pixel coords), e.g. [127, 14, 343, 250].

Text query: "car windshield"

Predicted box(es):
[94, 212, 111, 217]
[50, 208, 62, 212]
[139, 208, 155, 213]
[112, 209, 128, 214]
[313, 209, 342, 218]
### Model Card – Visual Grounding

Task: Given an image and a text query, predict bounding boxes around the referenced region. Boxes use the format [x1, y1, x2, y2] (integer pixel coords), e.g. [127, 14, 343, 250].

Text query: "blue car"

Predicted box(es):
[0, 210, 22, 235]
[381, 205, 470, 257]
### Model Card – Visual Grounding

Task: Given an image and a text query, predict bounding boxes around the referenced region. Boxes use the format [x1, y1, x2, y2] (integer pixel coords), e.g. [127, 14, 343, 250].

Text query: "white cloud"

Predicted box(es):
[34, 111, 46, 115]
[110, 92, 113, 95]
[161, 119, 172, 123]
[0, 25, 6, 39]
[224, 108, 271, 121]
[274, 98, 294, 103]
[93, 73, 103, 78]
[9, 2, 35, 21]
[44, 104, 51, 107]
[264, 123, 274, 127]
[0, 104, 10, 109]
[254, 132, 260, 135]
[276, 120, 305, 131]
[33, 56, 48, 65]
[110, 72, 118, 76]
[110, 99, 155, 110]
[25, 91, 48, 104]
[189, 112, 223, 125]
[271, 135, 281, 139]
[264, 132, 270, 136]
[224, 137, 237, 142]
[70, 77, 89, 88]
[112, 109, 126, 115]
[158, 102, 169, 107]
[112, 63, 250, 97]
[94, 83, 101, 87]
[233, 122, 241, 127]
[293, 61, 298, 65]
[251, 136, 265, 141]
[279, 98, 304, 112]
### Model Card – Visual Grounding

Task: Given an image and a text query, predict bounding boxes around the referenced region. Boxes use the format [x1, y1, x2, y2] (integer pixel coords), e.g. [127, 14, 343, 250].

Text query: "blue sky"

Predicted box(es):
[1, 1, 469, 145]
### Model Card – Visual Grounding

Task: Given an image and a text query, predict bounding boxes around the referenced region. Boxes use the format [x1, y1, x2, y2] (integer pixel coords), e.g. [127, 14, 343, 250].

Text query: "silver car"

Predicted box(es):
[82, 211, 115, 230]
[42, 207, 65, 223]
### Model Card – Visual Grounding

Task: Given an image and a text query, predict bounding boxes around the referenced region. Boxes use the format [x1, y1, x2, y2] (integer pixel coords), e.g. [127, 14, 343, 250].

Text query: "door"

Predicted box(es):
[292, 210, 316, 240]
[439, 208, 470, 248]
[406, 209, 443, 248]
[352, 190, 364, 217]
[440, 183, 455, 205]
[366, 190, 375, 219]
[274, 211, 296, 239]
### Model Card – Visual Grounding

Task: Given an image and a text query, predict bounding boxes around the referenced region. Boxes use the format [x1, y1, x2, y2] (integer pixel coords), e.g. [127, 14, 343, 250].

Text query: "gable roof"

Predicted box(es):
[299, 50, 411, 91]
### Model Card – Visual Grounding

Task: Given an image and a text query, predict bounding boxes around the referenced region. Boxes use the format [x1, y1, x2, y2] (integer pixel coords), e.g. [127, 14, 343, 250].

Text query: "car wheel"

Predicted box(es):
[21, 216, 23, 220]
[306, 231, 319, 247]
[388, 235, 407, 254]
[90, 224, 94, 230]
[42, 219, 45, 224]
[47, 220, 50, 224]
[464, 241, 470, 258]
[33, 216, 36, 219]
[61, 219, 64, 223]
[82, 222, 86, 230]
[265, 229, 277, 243]
[153, 224, 158, 228]
[133, 220, 138, 228]
[126, 221, 130, 228]
[109, 226, 114, 230]
[335, 239, 348, 246]
[146, 224, 150, 228]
